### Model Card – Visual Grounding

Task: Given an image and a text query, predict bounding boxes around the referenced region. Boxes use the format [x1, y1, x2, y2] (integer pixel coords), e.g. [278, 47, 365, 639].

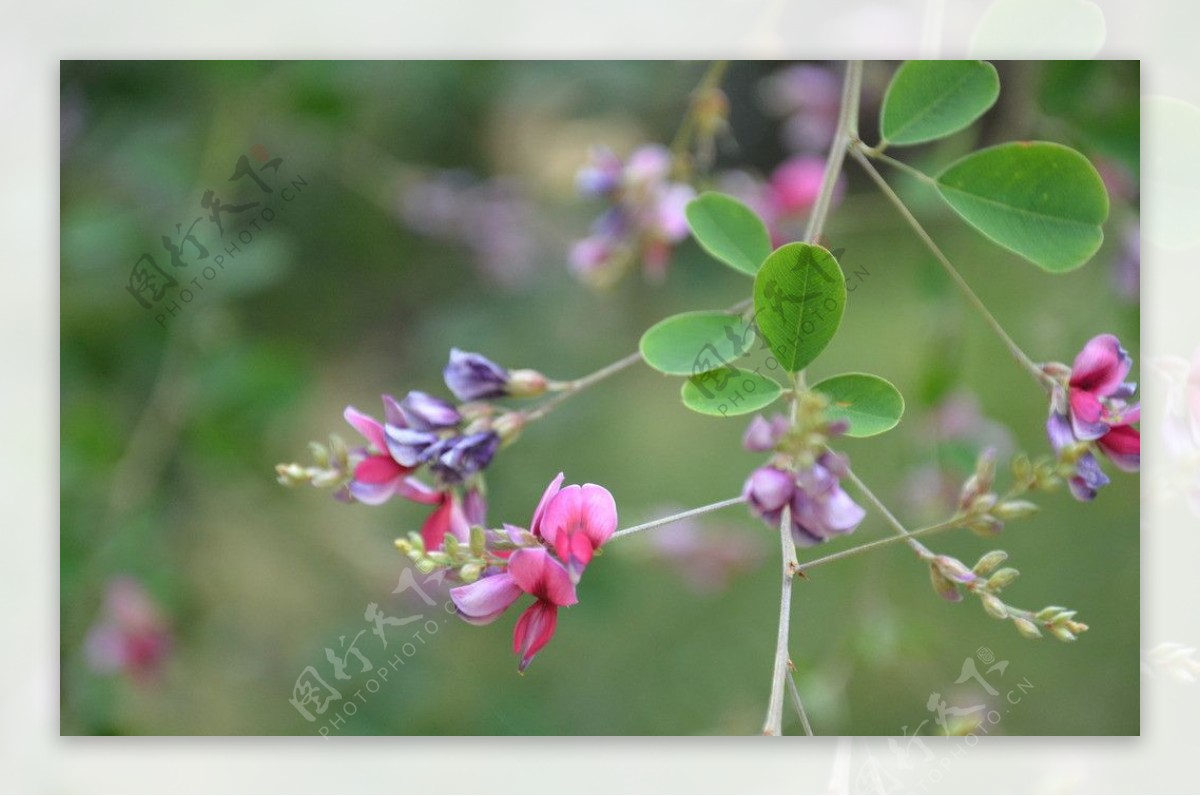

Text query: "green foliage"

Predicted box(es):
[935, 142, 1109, 272]
[685, 191, 773, 276]
[880, 60, 1000, 146]
[639, 310, 756, 376]
[751, 244, 846, 373]
[810, 372, 905, 437]
[681, 368, 782, 416]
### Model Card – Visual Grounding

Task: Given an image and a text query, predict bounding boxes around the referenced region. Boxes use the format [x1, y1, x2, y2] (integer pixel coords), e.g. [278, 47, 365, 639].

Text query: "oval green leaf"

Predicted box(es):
[681, 368, 783, 417]
[639, 310, 756, 376]
[751, 243, 846, 373]
[811, 373, 905, 437]
[934, 142, 1109, 272]
[880, 60, 1000, 146]
[685, 191, 773, 276]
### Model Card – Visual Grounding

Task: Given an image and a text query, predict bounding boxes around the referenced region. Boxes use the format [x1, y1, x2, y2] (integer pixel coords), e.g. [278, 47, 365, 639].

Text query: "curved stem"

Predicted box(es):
[803, 60, 862, 244]
[834, 450, 933, 559]
[669, 60, 730, 178]
[610, 495, 745, 541]
[523, 351, 644, 423]
[849, 145, 1054, 392]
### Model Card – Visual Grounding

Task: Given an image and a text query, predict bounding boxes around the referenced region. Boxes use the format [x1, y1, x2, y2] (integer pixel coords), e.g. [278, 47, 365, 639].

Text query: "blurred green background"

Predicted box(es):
[60, 60, 1139, 735]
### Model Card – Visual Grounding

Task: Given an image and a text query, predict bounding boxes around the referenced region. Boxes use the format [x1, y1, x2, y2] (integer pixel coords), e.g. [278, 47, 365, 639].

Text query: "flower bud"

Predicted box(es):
[469, 525, 487, 557]
[493, 412, 525, 444]
[986, 567, 1020, 591]
[933, 555, 977, 584]
[972, 550, 1008, 576]
[506, 369, 549, 398]
[459, 563, 482, 583]
[930, 562, 962, 602]
[1050, 625, 1077, 642]
[444, 349, 510, 402]
[981, 593, 1009, 620]
[443, 535, 460, 557]
[967, 515, 1004, 538]
[993, 500, 1039, 521]
[1013, 617, 1043, 639]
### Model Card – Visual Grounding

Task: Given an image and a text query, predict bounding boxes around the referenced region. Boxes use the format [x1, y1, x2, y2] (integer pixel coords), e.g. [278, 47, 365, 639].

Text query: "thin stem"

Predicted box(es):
[804, 60, 862, 244]
[610, 496, 745, 541]
[669, 60, 731, 177]
[785, 668, 815, 737]
[763, 504, 798, 736]
[523, 351, 644, 423]
[849, 145, 1054, 392]
[833, 447, 931, 558]
[866, 148, 936, 186]
[794, 517, 962, 574]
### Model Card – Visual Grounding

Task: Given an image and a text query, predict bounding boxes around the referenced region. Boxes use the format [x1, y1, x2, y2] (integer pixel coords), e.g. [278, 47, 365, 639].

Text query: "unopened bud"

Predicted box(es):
[933, 555, 976, 584]
[1050, 625, 1077, 642]
[493, 412, 525, 444]
[308, 441, 330, 468]
[1041, 361, 1072, 382]
[1036, 605, 1067, 621]
[981, 593, 1009, 620]
[459, 563, 482, 583]
[470, 525, 487, 557]
[967, 515, 1004, 538]
[930, 562, 962, 602]
[415, 559, 436, 574]
[506, 369, 549, 398]
[993, 500, 1039, 521]
[986, 567, 1020, 591]
[1011, 454, 1033, 485]
[1013, 617, 1043, 639]
[972, 550, 1008, 576]
[442, 535, 460, 558]
[394, 538, 412, 554]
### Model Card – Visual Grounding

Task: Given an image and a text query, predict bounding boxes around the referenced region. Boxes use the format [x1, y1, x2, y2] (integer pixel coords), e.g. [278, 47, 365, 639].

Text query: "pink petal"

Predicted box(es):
[354, 454, 405, 485]
[394, 477, 443, 505]
[420, 497, 453, 549]
[577, 484, 618, 547]
[512, 600, 558, 672]
[348, 477, 398, 506]
[529, 472, 565, 538]
[1068, 388, 1109, 441]
[344, 406, 388, 452]
[508, 548, 577, 606]
[1097, 424, 1140, 472]
[450, 573, 522, 624]
[1070, 334, 1132, 396]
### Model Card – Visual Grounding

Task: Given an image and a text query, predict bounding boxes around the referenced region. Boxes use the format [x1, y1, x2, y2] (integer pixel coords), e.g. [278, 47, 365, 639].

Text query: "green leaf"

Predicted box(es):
[880, 60, 1000, 146]
[639, 310, 756, 376]
[935, 142, 1109, 272]
[811, 373, 905, 438]
[685, 191, 773, 276]
[751, 243, 846, 373]
[681, 368, 783, 417]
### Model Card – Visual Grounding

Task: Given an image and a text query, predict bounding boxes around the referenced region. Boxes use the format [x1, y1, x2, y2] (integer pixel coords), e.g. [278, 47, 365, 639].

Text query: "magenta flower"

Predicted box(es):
[536, 480, 618, 582]
[768, 155, 842, 217]
[1047, 334, 1141, 500]
[84, 577, 172, 682]
[343, 400, 441, 506]
[449, 472, 615, 670]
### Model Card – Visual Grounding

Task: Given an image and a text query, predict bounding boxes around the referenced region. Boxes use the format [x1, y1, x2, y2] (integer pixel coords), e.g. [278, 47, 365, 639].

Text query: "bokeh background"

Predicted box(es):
[60, 60, 1139, 736]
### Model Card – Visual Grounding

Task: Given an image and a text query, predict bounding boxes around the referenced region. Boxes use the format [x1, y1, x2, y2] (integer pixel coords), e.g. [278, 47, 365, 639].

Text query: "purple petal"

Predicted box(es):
[399, 390, 461, 430]
[450, 573, 522, 624]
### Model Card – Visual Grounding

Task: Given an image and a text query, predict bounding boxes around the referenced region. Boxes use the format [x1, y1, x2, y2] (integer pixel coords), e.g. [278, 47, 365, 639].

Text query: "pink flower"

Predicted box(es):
[1046, 334, 1141, 500]
[343, 399, 442, 507]
[84, 577, 171, 682]
[536, 479, 618, 583]
[769, 155, 841, 217]
[448, 472, 616, 671]
[450, 547, 578, 672]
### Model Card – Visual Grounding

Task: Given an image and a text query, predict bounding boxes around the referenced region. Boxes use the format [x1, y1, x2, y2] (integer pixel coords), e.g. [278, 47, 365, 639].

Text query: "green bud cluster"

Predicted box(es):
[275, 435, 352, 491]
[394, 526, 519, 582]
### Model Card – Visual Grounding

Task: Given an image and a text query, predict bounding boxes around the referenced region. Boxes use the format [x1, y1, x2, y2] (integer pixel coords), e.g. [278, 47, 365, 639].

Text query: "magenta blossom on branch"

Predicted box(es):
[449, 473, 617, 671]
[1045, 333, 1141, 501]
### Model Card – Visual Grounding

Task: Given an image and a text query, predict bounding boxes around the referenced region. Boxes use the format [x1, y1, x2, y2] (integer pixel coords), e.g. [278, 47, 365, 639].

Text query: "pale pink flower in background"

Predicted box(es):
[84, 577, 172, 683]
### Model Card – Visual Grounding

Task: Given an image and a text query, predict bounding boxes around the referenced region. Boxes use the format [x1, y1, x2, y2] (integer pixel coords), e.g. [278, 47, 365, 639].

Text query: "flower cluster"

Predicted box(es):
[278, 349, 551, 548]
[427, 473, 618, 671]
[569, 145, 695, 286]
[740, 409, 866, 546]
[1045, 334, 1141, 501]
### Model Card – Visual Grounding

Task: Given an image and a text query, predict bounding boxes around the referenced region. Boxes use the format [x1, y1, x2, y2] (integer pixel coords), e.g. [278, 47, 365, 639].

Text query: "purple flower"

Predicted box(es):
[399, 390, 461, 430]
[742, 414, 792, 452]
[444, 348, 510, 402]
[428, 431, 501, 484]
[743, 454, 865, 547]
